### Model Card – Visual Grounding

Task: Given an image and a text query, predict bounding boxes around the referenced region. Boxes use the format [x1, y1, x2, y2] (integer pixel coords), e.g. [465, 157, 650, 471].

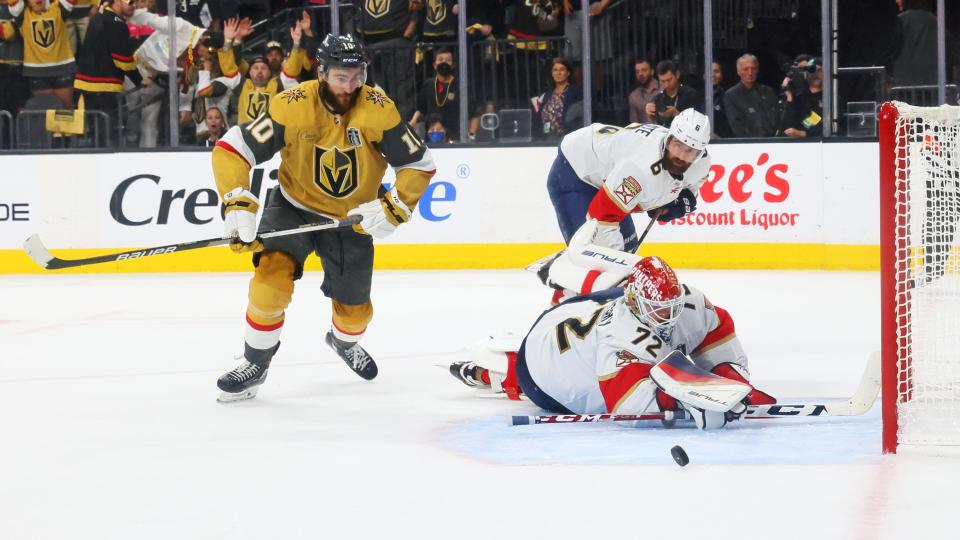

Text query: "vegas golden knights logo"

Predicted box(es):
[314, 146, 359, 197]
[246, 92, 269, 120]
[32, 20, 56, 49]
[427, 0, 446, 25]
[365, 0, 390, 18]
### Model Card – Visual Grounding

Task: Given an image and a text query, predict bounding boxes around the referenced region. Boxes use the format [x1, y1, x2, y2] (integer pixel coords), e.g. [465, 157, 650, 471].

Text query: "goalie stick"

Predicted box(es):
[23, 214, 362, 270]
[510, 351, 881, 426]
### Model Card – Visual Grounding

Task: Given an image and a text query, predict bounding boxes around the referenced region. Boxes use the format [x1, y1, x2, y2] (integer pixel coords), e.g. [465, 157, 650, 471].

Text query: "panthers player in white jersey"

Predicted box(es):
[547, 109, 712, 255]
[449, 224, 775, 429]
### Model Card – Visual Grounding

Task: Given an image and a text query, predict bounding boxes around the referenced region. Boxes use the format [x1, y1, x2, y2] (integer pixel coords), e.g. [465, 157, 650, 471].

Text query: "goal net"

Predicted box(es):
[880, 101, 960, 453]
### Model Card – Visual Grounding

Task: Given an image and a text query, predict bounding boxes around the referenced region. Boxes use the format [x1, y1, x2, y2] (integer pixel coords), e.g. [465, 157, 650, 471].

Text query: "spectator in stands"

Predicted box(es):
[64, 0, 95, 55]
[424, 112, 447, 144]
[710, 60, 732, 138]
[74, 0, 141, 141]
[628, 58, 659, 124]
[420, 0, 458, 45]
[646, 60, 702, 128]
[723, 53, 779, 138]
[197, 105, 225, 146]
[780, 54, 823, 138]
[561, 0, 609, 63]
[504, 0, 562, 110]
[536, 56, 582, 140]
[127, 0, 156, 45]
[889, 0, 937, 87]
[356, 0, 418, 120]
[0, 1, 27, 124]
[10, 0, 76, 109]
[156, 0, 221, 30]
[205, 16, 301, 124]
[410, 47, 463, 140]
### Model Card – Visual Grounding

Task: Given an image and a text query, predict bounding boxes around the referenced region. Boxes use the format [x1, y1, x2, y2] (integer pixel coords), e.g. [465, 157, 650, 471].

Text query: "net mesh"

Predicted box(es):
[892, 102, 960, 446]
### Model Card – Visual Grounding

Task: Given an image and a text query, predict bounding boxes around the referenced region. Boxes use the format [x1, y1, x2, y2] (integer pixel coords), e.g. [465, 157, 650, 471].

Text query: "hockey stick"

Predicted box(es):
[23, 214, 362, 270]
[511, 351, 881, 426]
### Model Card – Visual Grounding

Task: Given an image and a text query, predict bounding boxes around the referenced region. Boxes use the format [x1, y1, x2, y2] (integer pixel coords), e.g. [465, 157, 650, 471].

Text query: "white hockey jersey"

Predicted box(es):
[559, 123, 712, 214]
[521, 285, 743, 416]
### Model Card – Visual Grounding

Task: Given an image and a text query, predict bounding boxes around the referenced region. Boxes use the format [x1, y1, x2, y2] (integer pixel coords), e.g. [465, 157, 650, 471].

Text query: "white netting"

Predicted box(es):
[892, 101, 960, 447]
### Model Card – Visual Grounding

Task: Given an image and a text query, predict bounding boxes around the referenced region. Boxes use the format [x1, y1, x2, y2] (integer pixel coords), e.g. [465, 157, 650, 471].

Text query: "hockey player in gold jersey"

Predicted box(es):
[213, 33, 436, 402]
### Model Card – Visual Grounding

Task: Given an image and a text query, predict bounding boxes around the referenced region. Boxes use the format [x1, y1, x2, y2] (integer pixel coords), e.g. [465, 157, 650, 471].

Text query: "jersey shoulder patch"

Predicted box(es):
[269, 81, 319, 126]
[355, 85, 401, 132]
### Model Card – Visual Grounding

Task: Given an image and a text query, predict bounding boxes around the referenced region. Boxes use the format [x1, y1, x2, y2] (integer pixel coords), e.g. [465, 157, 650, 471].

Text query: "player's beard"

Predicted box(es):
[320, 82, 360, 115]
[662, 155, 692, 176]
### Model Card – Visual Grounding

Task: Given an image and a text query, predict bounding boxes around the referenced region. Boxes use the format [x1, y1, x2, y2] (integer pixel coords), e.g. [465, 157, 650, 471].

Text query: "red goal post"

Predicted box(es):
[879, 101, 960, 454]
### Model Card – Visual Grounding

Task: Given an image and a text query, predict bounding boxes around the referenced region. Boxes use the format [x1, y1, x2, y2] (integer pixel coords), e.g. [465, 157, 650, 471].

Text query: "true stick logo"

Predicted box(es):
[116, 246, 178, 260]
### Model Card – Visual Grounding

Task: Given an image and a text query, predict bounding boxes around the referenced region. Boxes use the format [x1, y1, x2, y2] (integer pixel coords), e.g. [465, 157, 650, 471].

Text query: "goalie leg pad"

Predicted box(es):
[331, 300, 373, 343]
[246, 251, 296, 349]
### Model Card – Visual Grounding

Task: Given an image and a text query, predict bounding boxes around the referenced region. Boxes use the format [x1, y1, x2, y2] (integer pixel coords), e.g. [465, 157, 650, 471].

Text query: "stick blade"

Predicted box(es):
[23, 234, 59, 269]
[826, 351, 882, 416]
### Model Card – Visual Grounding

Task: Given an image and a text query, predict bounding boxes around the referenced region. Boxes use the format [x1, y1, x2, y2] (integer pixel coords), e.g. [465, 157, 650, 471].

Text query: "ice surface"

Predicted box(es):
[0, 269, 956, 539]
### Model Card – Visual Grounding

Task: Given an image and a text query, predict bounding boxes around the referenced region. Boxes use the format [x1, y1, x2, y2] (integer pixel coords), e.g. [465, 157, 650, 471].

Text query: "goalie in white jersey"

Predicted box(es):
[450, 223, 775, 429]
[547, 109, 712, 255]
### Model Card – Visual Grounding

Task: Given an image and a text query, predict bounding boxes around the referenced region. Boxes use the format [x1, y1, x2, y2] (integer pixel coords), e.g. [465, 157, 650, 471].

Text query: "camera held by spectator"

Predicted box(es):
[780, 56, 819, 100]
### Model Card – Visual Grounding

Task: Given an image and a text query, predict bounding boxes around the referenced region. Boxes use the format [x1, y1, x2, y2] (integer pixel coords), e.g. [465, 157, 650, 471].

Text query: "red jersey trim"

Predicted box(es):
[215, 140, 251, 168]
[598, 362, 652, 413]
[587, 186, 629, 222]
[693, 305, 735, 354]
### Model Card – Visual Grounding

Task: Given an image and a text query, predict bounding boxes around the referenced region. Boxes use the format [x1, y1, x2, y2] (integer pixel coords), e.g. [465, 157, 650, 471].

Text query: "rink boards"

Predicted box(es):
[0, 141, 879, 273]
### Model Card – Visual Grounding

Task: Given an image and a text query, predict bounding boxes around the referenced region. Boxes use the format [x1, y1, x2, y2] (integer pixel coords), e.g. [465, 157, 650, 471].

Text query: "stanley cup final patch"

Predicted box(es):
[347, 127, 363, 148]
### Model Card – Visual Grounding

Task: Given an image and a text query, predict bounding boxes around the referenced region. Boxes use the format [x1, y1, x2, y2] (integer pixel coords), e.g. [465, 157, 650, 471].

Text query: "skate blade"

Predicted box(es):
[217, 386, 259, 403]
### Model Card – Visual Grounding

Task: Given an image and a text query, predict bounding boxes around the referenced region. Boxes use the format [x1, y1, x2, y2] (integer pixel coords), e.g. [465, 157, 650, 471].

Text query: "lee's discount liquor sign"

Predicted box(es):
[650, 142, 877, 245]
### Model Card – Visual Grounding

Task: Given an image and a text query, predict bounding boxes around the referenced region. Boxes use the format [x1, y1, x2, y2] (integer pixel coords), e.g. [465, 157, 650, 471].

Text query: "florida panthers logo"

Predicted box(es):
[365, 0, 390, 18]
[314, 146, 359, 198]
[246, 92, 270, 121]
[32, 20, 56, 49]
[615, 350, 641, 367]
[427, 0, 447, 25]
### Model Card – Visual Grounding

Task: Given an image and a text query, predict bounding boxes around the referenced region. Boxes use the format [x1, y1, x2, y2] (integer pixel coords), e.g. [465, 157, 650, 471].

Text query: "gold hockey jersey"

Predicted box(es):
[212, 81, 436, 218]
[11, 0, 75, 77]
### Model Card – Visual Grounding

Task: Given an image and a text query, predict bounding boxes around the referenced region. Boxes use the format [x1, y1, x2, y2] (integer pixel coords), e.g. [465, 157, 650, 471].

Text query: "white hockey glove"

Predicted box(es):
[681, 401, 747, 430]
[348, 188, 412, 239]
[222, 187, 261, 253]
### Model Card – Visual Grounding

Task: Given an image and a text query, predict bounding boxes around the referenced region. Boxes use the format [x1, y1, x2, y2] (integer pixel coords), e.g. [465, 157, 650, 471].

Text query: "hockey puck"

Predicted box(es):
[670, 445, 690, 467]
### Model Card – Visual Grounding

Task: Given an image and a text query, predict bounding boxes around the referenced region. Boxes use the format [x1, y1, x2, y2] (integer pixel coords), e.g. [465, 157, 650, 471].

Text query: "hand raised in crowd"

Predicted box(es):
[645, 102, 657, 117]
[589, 0, 609, 17]
[563, 0, 574, 16]
[299, 10, 313, 37]
[236, 17, 254, 42]
[290, 21, 302, 49]
[223, 17, 240, 41]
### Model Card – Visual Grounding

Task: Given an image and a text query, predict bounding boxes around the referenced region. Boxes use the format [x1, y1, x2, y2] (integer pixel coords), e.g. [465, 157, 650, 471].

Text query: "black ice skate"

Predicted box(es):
[216, 343, 278, 402]
[325, 332, 378, 380]
[449, 361, 489, 388]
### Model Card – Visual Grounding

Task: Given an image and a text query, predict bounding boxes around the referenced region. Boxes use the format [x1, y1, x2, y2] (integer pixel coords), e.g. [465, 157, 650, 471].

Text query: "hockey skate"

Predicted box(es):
[217, 359, 269, 402]
[325, 332, 378, 380]
[216, 343, 278, 402]
[449, 361, 489, 388]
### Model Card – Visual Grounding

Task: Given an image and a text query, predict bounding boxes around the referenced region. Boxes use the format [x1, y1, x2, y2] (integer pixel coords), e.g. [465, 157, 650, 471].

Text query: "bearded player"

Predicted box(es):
[212, 34, 435, 402]
[547, 109, 712, 253]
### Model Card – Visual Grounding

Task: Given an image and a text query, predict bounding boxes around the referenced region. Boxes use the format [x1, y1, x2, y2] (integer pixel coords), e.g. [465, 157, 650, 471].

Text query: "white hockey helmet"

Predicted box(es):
[668, 108, 711, 153]
[624, 256, 684, 335]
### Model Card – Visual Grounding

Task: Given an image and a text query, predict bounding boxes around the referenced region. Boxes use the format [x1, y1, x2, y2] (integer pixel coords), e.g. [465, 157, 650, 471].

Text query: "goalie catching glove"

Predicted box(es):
[648, 188, 697, 223]
[348, 188, 412, 239]
[650, 350, 751, 430]
[223, 187, 263, 253]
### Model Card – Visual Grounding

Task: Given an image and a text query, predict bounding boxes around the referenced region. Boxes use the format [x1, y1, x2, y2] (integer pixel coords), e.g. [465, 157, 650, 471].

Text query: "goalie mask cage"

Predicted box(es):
[880, 101, 960, 454]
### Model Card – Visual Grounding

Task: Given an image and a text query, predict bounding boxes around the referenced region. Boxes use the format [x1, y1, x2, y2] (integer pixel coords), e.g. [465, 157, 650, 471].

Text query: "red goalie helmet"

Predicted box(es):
[624, 256, 684, 332]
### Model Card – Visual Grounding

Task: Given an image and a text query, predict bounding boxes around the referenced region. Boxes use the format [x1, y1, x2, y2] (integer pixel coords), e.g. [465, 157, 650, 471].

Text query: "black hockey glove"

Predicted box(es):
[648, 188, 697, 223]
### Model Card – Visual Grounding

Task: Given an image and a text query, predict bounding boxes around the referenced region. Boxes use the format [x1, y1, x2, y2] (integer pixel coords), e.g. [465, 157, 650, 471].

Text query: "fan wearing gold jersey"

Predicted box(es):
[213, 33, 436, 402]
